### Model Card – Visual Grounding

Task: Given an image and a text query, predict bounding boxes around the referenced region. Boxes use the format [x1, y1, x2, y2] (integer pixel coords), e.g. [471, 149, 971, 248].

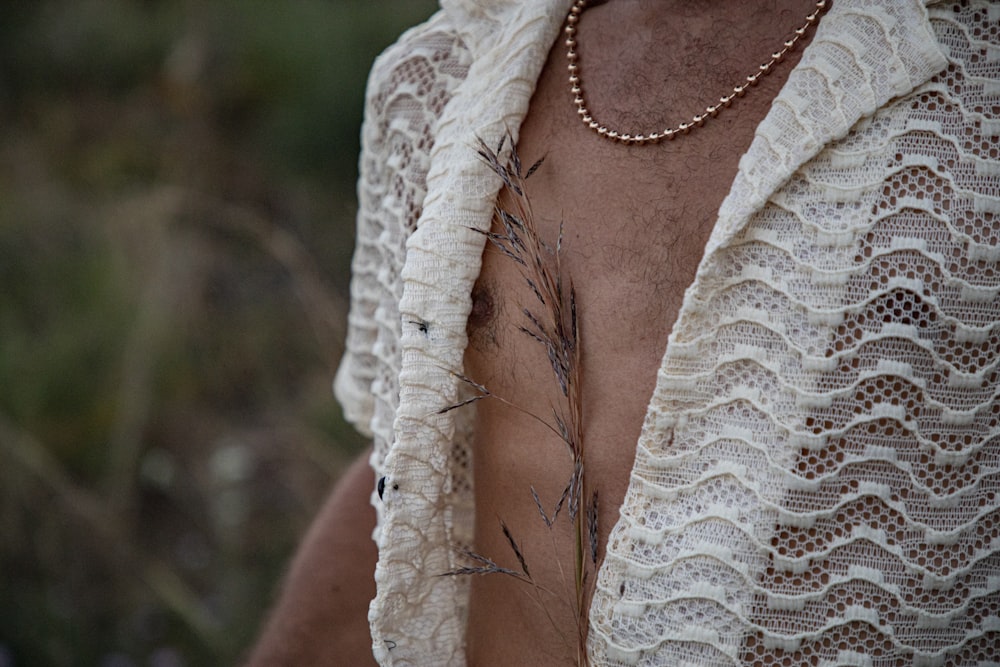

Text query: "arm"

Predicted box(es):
[244, 449, 378, 667]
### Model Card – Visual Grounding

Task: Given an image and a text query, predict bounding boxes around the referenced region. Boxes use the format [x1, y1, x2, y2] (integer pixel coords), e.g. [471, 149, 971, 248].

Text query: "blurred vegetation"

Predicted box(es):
[0, 1, 437, 665]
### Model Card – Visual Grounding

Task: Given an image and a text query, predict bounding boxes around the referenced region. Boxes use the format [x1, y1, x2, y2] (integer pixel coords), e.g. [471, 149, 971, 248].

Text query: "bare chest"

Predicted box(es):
[460, 3, 808, 661]
[460, 115, 755, 667]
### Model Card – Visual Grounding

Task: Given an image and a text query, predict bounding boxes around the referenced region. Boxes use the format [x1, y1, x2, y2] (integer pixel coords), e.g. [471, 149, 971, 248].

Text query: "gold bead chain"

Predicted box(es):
[565, 0, 828, 145]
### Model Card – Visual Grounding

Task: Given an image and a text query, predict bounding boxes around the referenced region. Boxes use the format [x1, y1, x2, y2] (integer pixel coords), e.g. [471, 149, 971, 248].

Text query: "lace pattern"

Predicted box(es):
[337, 0, 1000, 664]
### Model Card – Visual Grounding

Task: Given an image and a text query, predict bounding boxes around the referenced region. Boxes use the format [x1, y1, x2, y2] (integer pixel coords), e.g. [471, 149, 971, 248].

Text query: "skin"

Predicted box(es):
[244, 450, 377, 667]
[464, 1, 816, 664]
[246, 1, 821, 664]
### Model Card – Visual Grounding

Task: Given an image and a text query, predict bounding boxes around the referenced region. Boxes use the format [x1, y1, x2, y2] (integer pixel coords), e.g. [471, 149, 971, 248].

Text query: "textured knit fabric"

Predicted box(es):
[334, 0, 1000, 664]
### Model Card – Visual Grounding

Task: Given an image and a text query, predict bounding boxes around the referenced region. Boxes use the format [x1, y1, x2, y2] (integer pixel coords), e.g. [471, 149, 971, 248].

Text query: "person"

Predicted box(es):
[247, 0, 1000, 664]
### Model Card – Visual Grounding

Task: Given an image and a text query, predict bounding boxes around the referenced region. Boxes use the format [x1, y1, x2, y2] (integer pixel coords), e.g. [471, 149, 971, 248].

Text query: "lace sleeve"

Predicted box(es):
[334, 12, 470, 448]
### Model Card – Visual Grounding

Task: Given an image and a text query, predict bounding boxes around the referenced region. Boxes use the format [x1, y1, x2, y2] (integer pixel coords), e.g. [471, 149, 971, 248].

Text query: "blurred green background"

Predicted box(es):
[0, 1, 437, 665]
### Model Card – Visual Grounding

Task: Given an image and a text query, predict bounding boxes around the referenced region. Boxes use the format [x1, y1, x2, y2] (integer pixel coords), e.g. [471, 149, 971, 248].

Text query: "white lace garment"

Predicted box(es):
[334, 0, 1000, 664]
